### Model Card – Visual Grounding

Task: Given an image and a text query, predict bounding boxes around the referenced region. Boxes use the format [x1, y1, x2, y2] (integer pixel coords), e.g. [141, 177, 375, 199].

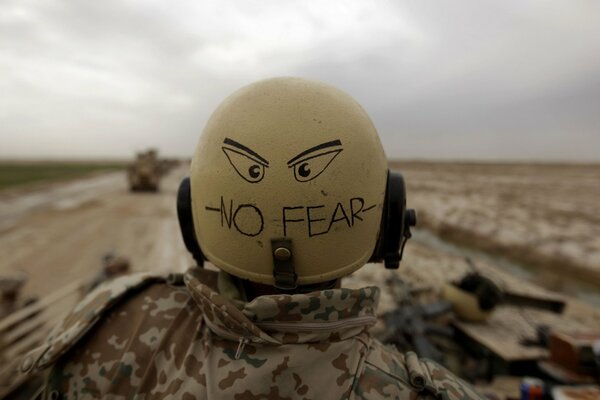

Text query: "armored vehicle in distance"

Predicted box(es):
[128, 149, 161, 192]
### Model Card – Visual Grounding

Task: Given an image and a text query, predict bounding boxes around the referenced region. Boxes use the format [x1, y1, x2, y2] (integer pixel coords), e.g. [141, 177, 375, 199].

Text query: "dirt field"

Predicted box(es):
[1, 161, 598, 307]
[2, 161, 598, 397]
[392, 161, 600, 289]
[0, 166, 194, 299]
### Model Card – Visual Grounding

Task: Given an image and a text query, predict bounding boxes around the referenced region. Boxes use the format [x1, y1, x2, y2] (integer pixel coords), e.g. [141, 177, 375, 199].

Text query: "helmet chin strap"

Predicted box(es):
[241, 275, 338, 299]
[271, 237, 298, 290]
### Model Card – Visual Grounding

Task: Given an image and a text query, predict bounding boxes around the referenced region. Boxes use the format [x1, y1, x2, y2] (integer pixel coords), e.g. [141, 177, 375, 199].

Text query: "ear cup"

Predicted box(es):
[369, 171, 391, 264]
[177, 177, 205, 267]
[369, 171, 417, 269]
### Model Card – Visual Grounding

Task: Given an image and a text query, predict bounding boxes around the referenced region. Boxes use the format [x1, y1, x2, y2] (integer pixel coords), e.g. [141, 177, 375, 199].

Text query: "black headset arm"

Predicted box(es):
[370, 171, 417, 269]
[177, 177, 205, 267]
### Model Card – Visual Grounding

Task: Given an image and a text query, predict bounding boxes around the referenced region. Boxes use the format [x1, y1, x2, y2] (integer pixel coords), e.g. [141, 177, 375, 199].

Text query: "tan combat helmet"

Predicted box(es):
[177, 77, 416, 289]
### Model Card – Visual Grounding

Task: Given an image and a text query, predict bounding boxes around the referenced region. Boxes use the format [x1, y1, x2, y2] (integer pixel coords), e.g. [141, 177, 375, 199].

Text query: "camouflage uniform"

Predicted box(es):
[18, 268, 483, 399]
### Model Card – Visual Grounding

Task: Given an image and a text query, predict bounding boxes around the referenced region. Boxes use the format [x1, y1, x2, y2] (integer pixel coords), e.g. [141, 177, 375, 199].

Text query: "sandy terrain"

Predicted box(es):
[1, 161, 598, 307]
[0, 167, 194, 299]
[392, 162, 600, 287]
[1, 161, 597, 395]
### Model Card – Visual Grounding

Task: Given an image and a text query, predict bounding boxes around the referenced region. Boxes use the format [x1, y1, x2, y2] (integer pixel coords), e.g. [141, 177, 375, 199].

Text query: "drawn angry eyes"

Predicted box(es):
[222, 138, 343, 183]
[222, 138, 269, 183]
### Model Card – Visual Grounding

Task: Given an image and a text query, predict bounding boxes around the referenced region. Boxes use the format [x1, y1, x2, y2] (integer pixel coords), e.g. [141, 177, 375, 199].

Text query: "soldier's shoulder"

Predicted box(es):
[19, 272, 178, 375]
[416, 357, 485, 400]
[355, 340, 485, 400]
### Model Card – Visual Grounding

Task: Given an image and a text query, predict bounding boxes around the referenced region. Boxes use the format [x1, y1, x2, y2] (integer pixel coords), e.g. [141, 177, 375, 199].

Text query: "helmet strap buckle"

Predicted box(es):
[271, 238, 297, 290]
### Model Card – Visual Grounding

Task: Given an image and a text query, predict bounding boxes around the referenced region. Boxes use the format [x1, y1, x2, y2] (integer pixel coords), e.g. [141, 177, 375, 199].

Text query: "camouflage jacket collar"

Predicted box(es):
[184, 268, 380, 346]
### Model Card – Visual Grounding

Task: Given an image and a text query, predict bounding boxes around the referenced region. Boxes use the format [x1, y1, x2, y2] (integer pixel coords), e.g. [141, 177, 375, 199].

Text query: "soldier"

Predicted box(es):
[18, 78, 484, 399]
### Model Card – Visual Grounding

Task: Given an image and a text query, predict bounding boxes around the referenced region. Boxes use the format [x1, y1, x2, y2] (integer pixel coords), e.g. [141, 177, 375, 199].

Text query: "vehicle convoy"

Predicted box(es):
[127, 149, 161, 192]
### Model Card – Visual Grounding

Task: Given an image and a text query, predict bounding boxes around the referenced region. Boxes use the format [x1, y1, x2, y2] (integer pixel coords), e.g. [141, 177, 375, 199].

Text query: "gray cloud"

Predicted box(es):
[1, 0, 599, 161]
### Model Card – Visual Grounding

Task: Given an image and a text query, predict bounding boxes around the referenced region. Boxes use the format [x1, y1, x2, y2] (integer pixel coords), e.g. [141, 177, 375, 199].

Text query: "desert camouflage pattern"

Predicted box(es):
[18, 268, 483, 399]
[18, 272, 164, 374]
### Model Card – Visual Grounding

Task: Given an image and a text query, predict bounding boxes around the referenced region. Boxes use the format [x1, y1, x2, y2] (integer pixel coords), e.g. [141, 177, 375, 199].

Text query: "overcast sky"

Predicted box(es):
[1, 0, 599, 161]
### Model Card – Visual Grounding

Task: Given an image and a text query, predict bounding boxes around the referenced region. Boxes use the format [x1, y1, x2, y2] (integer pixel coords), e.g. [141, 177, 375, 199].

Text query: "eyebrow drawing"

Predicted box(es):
[223, 138, 269, 166]
[287, 139, 342, 166]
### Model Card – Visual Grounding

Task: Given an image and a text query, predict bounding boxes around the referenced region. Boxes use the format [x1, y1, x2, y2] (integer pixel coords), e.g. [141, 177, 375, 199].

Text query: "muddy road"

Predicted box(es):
[1, 161, 598, 308]
[0, 167, 194, 299]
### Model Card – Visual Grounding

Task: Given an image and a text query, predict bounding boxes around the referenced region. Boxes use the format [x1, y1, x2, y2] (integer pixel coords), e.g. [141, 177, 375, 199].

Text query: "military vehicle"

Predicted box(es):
[128, 149, 161, 192]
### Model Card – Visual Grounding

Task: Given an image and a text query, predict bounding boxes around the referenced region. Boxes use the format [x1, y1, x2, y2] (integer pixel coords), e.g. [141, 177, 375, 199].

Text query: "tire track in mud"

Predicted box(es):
[0, 167, 194, 299]
[1, 200, 111, 270]
[0, 173, 124, 232]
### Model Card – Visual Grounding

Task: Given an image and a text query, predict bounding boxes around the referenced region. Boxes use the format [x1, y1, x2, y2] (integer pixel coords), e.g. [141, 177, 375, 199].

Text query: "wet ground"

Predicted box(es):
[2, 162, 598, 400]
[0, 167, 193, 298]
[411, 228, 600, 307]
[0, 162, 598, 309]
[392, 161, 600, 295]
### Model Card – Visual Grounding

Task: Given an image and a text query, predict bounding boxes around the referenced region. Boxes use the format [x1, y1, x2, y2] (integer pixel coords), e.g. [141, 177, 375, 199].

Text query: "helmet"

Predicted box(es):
[178, 77, 415, 289]
[442, 283, 493, 322]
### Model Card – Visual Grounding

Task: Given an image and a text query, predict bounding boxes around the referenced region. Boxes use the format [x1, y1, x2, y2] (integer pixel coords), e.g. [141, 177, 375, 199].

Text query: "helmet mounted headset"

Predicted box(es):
[177, 77, 416, 291]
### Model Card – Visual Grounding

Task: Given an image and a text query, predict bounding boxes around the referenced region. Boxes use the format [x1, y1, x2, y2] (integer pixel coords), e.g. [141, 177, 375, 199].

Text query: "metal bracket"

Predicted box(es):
[271, 238, 297, 290]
